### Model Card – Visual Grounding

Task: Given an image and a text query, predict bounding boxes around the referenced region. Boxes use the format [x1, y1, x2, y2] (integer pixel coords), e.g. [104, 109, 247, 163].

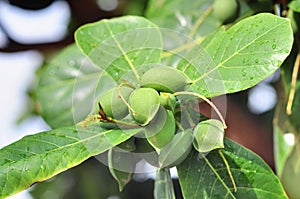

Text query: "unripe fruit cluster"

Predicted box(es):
[95, 66, 225, 169]
[97, 66, 189, 152]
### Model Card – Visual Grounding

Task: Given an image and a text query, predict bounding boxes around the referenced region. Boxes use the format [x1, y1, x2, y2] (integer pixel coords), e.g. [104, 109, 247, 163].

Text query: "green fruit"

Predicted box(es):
[213, 0, 240, 24]
[159, 92, 177, 112]
[140, 66, 189, 93]
[158, 130, 193, 168]
[281, 142, 300, 199]
[193, 119, 224, 153]
[108, 148, 135, 191]
[98, 86, 133, 119]
[145, 106, 176, 150]
[129, 88, 160, 125]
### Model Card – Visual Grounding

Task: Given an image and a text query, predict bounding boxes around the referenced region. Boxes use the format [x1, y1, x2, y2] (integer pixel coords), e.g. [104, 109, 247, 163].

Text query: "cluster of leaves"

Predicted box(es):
[0, 0, 296, 198]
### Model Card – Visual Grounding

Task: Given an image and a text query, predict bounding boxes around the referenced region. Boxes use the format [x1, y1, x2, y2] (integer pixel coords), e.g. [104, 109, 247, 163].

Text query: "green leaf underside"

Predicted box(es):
[36, 44, 115, 128]
[108, 148, 135, 191]
[0, 125, 139, 198]
[177, 138, 288, 199]
[75, 16, 162, 82]
[154, 168, 175, 199]
[179, 13, 293, 97]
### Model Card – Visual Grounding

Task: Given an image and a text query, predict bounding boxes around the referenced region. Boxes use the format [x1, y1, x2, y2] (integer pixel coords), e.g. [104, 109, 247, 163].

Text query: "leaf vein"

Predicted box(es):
[193, 21, 285, 83]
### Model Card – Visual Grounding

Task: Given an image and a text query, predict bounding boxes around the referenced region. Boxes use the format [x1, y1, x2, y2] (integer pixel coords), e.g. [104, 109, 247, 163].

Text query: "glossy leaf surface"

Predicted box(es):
[177, 139, 288, 199]
[0, 125, 139, 198]
[179, 13, 293, 97]
[75, 16, 162, 82]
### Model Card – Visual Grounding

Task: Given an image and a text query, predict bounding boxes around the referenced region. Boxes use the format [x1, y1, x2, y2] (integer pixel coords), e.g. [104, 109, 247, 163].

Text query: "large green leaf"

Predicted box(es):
[179, 13, 293, 97]
[36, 44, 115, 128]
[0, 125, 139, 199]
[145, 0, 220, 67]
[75, 16, 162, 82]
[177, 139, 288, 199]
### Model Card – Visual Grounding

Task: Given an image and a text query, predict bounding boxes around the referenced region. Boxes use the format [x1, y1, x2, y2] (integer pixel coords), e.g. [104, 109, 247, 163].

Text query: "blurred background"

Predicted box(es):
[0, 0, 279, 198]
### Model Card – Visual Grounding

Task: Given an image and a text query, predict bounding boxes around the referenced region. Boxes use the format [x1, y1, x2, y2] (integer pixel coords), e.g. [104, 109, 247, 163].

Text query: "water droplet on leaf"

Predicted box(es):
[272, 44, 276, 49]
[241, 69, 247, 77]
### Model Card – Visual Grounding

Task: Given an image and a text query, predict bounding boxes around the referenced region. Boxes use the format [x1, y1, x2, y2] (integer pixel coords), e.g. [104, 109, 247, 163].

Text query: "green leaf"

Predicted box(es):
[108, 148, 135, 191]
[0, 125, 140, 198]
[145, 0, 220, 67]
[289, 0, 300, 12]
[146, 0, 219, 39]
[75, 16, 162, 82]
[36, 44, 115, 128]
[158, 131, 193, 168]
[177, 138, 288, 199]
[154, 168, 175, 199]
[193, 119, 224, 153]
[179, 13, 293, 97]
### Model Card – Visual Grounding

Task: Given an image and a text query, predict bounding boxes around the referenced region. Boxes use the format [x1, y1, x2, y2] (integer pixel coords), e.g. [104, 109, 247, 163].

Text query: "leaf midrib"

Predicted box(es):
[0, 127, 114, 167]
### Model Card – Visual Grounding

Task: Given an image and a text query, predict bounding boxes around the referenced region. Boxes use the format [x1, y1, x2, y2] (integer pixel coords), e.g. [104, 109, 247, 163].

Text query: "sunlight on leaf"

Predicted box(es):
[75, 16, 162, 83]
[0, 125, 140, 198]
[179, 13, 293, 97]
